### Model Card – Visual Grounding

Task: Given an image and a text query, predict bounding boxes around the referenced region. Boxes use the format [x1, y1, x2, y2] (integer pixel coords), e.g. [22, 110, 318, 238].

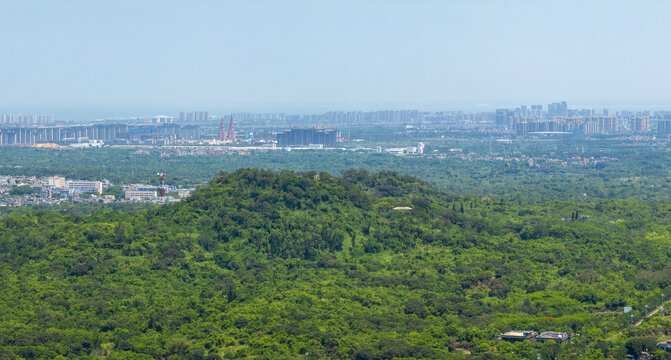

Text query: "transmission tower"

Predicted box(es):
[157, 172, 166, 198]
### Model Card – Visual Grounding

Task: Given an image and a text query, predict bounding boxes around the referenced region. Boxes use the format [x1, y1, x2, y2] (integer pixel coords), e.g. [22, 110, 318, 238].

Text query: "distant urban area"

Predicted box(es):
[2, 102, 671, 209]
[1, 102, 670, 147]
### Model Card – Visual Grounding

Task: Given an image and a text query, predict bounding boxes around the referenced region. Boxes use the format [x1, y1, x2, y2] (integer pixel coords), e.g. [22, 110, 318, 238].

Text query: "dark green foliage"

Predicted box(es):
[625, 337, 658, 357]
[1, 168, 671, 359]
[102, 185, 125, 198]
[8, 184, 33, 195]
[3, 141, 671, 202]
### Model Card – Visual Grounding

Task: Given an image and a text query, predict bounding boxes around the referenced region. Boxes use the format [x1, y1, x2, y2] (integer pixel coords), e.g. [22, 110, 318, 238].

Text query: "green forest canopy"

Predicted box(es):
[1, 169, 671, 359]
[1, 143, 671, 201]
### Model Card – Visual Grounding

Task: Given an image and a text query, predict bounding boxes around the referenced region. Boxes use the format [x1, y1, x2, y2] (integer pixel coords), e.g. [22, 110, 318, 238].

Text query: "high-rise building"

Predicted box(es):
[547, 101, 568, 116]
[276, 128, 341, 146]
[630, 116, 649, 132]
[1, 114, 55, 125]
[0, 123, 199, 145]
[179, 111, 209, 122]
[658, 119, 671, 133]
[495, 109, 510, 127]
[548, 103, 557, 116]
[530, 105, 543, 117]
[579, 109, 594, 117]
[582, 115, 618, 135]
[152, 115, 174, 123]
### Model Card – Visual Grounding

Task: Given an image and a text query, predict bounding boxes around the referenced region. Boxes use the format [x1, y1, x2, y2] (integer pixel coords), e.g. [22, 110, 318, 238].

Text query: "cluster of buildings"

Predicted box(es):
[213, 107, 671, 137]
[287, 110, 422, 126]
[217, 110, 490, 127]
[0, 176, 110, 206]
[0, 123, 200, 146]
[514, 115, 624, 135]
[497, 102, 671, 135]
[378, 142, 426, 155]
[122, 186, 193, 201]
[179, 111, 210, 122]
[4, 104, 671, 148]
[207, 107, 671, 136]
[498, 331, 577, 344]
[0, 175, 195, 207]
[2, 113, 55, 125]
[451, 153, 615, 168]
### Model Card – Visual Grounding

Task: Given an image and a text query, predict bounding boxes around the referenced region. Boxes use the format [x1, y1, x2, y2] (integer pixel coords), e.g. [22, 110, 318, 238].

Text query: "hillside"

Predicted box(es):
[1, 169, 671, 359]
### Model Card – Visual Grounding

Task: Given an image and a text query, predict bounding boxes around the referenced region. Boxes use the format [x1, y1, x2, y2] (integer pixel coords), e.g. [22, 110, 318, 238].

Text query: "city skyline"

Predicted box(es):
[3, 101, 671, 122]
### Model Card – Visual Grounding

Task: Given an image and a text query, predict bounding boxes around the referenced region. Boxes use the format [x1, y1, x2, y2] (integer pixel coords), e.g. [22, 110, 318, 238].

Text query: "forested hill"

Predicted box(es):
[1, 169, 671, 359]
[153, 168, 450, 259]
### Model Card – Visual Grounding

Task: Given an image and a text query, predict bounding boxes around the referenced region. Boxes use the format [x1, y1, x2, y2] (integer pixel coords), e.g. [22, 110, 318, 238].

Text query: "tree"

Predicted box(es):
[625, 337, 658, 358]
[652, 350, 671, 360]
[9, 185, 33, 196]
[103, 185, 125, 198]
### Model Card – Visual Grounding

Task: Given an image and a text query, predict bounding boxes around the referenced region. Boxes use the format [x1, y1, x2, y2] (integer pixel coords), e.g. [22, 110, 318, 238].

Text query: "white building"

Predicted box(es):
[152, 115, 174, 123]
[47, 176, 66, 189]
[125, 190, 157, 201]
[177, 189, 194, 198]
[67, 180, 103, 194]
[69, 139, 104, 148]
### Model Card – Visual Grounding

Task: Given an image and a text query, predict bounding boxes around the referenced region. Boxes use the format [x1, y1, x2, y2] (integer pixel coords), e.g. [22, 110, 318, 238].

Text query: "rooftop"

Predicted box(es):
[501, 331, 537, 338]
[537, 331, 570, 339]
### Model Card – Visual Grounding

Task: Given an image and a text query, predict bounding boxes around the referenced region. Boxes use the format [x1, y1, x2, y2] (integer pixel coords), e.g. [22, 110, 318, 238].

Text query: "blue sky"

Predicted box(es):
[1, 0, 670, 116]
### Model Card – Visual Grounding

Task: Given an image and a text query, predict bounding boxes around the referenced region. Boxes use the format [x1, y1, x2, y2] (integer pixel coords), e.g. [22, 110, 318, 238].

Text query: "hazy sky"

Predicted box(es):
[1, 0, 670, 114]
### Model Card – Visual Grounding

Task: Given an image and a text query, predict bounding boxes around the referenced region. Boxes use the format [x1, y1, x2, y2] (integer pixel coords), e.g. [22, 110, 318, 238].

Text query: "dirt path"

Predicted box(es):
[635, 302, 667, 327]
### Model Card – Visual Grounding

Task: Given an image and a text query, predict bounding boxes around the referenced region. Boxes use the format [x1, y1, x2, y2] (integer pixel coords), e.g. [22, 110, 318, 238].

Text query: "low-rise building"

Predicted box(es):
[536, 332, 574, 344]
[659, 340, 671, 352]
[67, 180, 103, 194]
[498, 330, 578, 344]
[125, 190, 157, 201]
[499, 331, 538, 343]
[177, 189, 194, 198]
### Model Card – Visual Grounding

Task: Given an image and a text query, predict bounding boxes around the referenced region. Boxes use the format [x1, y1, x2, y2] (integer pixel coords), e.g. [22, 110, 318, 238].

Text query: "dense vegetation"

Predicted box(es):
[1, 139, 671, 201]
[1, 169, 671, 359]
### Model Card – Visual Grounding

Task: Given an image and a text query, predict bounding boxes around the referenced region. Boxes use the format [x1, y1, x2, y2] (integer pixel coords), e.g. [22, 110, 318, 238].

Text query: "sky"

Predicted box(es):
[1, 0, 670, 118]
